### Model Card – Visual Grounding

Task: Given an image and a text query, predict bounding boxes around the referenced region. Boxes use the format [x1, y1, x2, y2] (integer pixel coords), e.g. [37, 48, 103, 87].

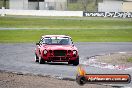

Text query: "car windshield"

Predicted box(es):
[42, 37, 72, 45]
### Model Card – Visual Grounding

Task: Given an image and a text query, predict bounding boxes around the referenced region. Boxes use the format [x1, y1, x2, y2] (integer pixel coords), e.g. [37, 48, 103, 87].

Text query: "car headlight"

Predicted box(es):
[73, 50, 77, 55]
[44, 50, 48, 54]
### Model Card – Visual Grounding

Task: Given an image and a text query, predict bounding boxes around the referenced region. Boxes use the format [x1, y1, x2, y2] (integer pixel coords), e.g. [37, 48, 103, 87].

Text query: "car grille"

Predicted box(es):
[51, 57, 68, 61]
[54, 50, 66, 56]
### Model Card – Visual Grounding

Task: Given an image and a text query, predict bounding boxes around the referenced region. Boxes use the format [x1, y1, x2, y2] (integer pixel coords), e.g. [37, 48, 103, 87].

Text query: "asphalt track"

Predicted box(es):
[0, 42, 132, 87]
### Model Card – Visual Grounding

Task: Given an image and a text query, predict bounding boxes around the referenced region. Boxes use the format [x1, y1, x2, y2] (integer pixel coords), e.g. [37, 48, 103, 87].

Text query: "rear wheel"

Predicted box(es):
[73, 58, 79, 66]
[39, 57, 45, 64]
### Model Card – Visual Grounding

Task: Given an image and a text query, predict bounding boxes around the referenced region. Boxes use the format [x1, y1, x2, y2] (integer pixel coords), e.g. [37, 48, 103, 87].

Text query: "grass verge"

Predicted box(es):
[127, 57, 132, 62]
[0, 16, 132, 43]
[0, 29, 132, 43]
[0, 16, 132, 29]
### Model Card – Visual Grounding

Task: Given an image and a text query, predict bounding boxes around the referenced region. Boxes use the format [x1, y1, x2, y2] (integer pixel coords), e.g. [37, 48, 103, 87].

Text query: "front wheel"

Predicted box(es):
[73, 58, 79, 66]
[39, 57, 45, 64]
[35, 54, 39, 62]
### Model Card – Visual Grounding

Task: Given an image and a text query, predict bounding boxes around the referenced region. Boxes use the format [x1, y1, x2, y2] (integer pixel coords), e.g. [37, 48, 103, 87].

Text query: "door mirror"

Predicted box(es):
[36, 43, 39, 45]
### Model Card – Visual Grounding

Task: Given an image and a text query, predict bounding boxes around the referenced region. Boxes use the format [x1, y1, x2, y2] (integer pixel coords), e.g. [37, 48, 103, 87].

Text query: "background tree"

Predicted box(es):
[3, 0, 6, 8]
[37, 0, 39, 10]
[80, 0, 90, 11]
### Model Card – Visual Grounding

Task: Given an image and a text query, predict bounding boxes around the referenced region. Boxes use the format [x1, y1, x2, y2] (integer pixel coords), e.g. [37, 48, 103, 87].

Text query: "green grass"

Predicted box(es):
[0, 29, 132, 43]
[0, 17, 132, 29]
[0, 16, 132, 43]
[127, 57, 132, 62]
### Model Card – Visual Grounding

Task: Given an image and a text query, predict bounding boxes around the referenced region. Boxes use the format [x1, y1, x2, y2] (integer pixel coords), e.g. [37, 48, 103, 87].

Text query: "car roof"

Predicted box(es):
[42, 35, 71, 38]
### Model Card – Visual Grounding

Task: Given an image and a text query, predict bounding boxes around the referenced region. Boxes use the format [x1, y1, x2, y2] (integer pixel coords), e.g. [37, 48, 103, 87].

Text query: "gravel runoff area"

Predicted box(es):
[95, 52, 132, 67]
[0, 71, 112, 88]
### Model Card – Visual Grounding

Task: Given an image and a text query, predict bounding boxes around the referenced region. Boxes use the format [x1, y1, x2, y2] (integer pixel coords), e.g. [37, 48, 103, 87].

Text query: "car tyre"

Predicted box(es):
[35, 54, 39, 62]
[73, 58, 79, 66]
[39, 57, 45, 64]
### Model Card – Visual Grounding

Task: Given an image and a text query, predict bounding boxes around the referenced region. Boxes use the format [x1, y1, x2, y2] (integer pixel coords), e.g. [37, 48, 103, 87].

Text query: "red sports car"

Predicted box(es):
[35, 35, 79, 66]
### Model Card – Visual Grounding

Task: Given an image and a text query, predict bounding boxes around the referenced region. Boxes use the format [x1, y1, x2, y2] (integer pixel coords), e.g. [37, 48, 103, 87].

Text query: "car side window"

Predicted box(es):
[69, 38, 73, 45]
